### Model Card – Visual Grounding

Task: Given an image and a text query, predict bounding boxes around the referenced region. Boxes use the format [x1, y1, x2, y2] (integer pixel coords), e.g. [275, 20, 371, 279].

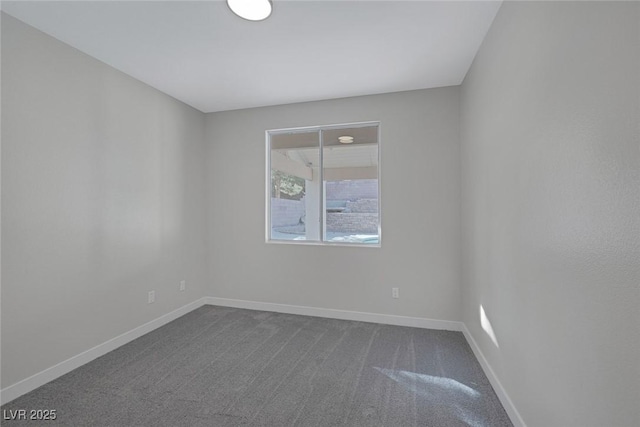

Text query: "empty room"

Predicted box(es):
[1, 1, 638, 426]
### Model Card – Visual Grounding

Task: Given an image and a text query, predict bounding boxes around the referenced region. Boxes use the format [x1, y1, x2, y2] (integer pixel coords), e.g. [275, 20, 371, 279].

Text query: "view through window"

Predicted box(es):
[267, 122, 380, 246]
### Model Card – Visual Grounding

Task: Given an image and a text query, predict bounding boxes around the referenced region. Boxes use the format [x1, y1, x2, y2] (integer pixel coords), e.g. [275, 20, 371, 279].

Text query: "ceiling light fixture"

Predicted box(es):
[227, 0, 273, 21]
[338, 136, 354, 144]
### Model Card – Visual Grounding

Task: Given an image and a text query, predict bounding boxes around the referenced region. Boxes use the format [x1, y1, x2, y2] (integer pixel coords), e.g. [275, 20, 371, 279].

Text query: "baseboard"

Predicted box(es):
[1, 295, 525, 427]
[206, 296, 463, 331]
[206, 298, 526, 425]
[0, 297, 208, 405]
[461, 323, 527, 427]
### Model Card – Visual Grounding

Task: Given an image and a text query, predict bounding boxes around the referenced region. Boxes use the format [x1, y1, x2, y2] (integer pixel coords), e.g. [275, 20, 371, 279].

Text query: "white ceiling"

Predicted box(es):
[1, 1, 502, 113]
[291, 145, 378, 169]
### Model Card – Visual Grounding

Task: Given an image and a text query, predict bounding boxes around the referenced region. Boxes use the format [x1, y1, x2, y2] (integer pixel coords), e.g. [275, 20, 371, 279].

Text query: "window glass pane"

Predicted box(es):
[269, 131, 320, 241]
[322, 125, 379, 244]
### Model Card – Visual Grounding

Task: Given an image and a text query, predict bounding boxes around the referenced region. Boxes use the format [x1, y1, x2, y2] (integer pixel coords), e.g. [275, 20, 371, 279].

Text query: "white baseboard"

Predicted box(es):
[206, 296, 463, 331]
[0, 297, 208, 405]
[461, 323, 527, 427]
[207, 298, 524, 426]
[1, 295, 524, 427]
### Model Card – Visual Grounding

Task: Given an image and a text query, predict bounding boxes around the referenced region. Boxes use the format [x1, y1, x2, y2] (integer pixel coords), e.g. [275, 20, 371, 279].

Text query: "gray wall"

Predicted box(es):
[326, 180, 378, 201]
[205, 88, 462, 320]
[5, 4, 638, 424]
[460, 2, 640, 426]
[1, 14, 208, 388]
[270, 197, 304, 227]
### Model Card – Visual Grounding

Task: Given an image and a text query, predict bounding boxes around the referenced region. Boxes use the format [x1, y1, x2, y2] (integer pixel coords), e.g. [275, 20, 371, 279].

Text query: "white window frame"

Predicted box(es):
[266, 121, 381, 247]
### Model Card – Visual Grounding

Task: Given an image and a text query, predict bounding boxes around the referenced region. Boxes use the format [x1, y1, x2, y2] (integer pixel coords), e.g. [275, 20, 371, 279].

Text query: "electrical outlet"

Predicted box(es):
[148, 290, 155, 304]
[392, 287, 399, 299]
[179, 280, 186, 291]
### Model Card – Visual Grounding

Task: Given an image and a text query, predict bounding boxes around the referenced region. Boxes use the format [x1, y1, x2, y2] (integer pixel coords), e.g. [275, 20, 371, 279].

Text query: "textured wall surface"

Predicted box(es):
[326, 180, 378, 201]
[1, 14, 208, 388]
[461, 2, 640, 426]
[270, 197, 305, 227]
[326, 213, 379, 234]
[5, 4, 638, 424]
[206, 88, 462, 321]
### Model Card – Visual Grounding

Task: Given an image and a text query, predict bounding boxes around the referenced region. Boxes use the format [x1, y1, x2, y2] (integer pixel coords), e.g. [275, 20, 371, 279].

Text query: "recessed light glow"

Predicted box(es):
[227, 0, 273, 21]
[338, 136, 354, 144]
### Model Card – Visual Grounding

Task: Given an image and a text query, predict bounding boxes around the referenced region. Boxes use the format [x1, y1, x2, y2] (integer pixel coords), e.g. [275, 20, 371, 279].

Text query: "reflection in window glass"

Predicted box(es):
[267, 123, 380, 246]
[269, 131, 319, 241]
[322, 126, 379, 244]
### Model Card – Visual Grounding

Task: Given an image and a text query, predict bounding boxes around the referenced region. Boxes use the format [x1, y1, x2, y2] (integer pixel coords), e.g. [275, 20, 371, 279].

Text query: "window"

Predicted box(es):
[267, 122, 380, 246]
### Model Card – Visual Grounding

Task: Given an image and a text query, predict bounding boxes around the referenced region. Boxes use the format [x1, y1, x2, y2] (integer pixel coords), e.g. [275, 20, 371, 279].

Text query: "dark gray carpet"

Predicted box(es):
[2, 305, 512, 426]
